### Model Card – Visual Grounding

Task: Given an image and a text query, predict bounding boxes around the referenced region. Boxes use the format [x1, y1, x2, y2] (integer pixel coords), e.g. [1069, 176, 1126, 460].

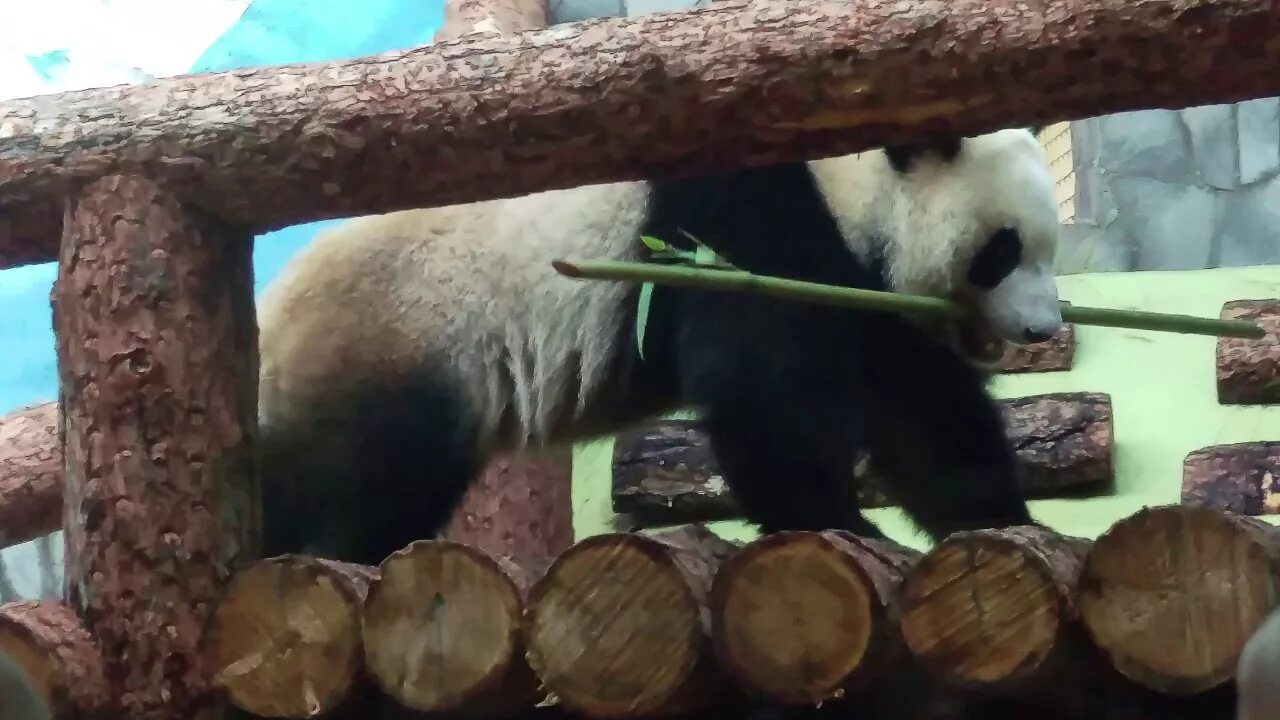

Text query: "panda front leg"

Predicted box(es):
[858, 332, 1036, 541]
[702, 407, 886, 539]
[678, 344, 886, 538]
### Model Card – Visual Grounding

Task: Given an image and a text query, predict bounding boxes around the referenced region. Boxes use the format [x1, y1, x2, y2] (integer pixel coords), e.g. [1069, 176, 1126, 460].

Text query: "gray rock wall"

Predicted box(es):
[1064, 100, 1280, 274]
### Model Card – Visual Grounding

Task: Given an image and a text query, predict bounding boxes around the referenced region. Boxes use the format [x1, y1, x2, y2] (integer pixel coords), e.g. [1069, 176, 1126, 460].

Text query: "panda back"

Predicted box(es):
[257, 181, 653, 449]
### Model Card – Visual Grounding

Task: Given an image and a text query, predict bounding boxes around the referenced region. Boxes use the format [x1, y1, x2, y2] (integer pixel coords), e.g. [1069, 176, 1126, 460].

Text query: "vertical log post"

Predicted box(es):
[53, 173, 259, 720]
[437, 0, 574, 565]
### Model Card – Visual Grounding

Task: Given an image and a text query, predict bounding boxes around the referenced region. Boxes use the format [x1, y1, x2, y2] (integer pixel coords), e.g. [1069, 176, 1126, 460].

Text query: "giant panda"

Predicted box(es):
[255, 126, 1064, 565]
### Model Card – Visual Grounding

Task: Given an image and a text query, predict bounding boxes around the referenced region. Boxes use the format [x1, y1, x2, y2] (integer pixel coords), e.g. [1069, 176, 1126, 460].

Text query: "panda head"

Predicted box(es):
[809, 127, 1062, 364]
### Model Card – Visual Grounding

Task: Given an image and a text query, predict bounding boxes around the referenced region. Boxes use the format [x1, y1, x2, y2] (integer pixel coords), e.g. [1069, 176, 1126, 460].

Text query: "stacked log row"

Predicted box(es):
[190, 504, 1278, 719]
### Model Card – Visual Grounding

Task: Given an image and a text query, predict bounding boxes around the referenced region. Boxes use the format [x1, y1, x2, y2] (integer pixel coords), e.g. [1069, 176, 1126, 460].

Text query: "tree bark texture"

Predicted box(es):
[445, 449, 574, 572]
[613, 393, 1113, 527]
[999, 391, 1114, 495]
[435, 0, 547, 40]
[5, 0, 1280, 268]
[708, 531, 921, 704]
[1181, 441, 1280, 516]
[1078, 505, 1280, 696]
[992, 321, 1075, 374]
[52, 173, 259, 720]
[208, 555, 374, 718]
[0, 600, 109, 720]
[0, 402, 61, 549]
[1217, 299, 1280, 405]
[362, 540, 550, 716]
[898, 527, 1092, 694]
[523, 524, 741, 718]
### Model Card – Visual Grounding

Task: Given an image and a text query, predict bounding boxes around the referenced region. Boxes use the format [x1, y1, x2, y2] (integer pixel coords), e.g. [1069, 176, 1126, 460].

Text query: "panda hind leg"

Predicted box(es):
[260, 371, 482, 566]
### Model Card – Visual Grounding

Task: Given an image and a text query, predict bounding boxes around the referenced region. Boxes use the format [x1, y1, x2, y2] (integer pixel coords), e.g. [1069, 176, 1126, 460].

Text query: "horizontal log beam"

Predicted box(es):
[0, 402, 60, 548]
[4, 0, 1280, 268]
[0, 391, 1114, 550]
[612, 392, 1114, 528]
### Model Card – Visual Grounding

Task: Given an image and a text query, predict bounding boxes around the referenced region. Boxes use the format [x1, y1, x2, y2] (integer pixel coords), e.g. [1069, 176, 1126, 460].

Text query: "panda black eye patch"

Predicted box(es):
[966, 227, 1023, 289]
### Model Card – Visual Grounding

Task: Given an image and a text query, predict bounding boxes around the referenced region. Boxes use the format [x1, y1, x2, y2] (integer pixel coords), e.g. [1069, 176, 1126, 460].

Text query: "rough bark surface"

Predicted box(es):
[0, 402, 61, 549]
[1181, 442, 1280, 516]
[52, 173, 259, 720]
[1217, 299, 1280, 405]
[524, 524, 741, 718]
[899, 526, 1092, 692]
[709, 531, 921, 704]
[209, 556, 374, 718]
[445, 449, 574, 569]
[435, 0, 547, 40]
[0, 600, 109, 720]
[5, 0, 1280, 267]
[614, 394, 1112, 527]
[993, 322, 1075, 374]
[1078, 505, 1280, 696]
[363, 540, 550, 716]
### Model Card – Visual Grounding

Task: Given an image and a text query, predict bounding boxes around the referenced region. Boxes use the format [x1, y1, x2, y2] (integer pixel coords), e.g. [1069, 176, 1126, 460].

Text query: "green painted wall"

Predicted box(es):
[570, 264, 1280, 551]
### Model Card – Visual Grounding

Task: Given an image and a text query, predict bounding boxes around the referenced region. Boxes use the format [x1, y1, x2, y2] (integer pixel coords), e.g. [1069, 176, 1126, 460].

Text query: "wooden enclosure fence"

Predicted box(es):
[2, 0, 1280, 717]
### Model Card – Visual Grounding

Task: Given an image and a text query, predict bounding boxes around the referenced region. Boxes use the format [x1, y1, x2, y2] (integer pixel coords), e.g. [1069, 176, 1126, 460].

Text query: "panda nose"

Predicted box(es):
[1023, 328, 1055, 343]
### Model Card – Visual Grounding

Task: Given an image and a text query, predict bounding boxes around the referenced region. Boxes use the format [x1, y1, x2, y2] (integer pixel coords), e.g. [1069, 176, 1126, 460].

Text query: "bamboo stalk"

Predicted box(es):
[551, 260, 1266, 340]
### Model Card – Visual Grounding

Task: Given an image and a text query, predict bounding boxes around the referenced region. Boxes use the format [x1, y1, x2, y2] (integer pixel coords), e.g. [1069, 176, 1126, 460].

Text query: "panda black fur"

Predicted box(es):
[256, 127, 1063, 565]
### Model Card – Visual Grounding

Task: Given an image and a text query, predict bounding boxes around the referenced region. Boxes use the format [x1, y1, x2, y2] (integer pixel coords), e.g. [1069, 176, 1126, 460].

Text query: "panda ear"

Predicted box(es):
[1027, 124, 1046, 137]
[884, 135, 963, 174]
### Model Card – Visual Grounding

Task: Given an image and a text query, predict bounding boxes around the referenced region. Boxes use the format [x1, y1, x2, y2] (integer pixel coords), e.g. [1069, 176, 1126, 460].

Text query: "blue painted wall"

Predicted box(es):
[0, 0, 445, 415]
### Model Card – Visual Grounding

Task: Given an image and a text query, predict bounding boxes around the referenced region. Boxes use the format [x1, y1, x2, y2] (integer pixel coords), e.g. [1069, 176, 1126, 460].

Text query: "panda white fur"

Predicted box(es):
[256, 127, 1063, 564]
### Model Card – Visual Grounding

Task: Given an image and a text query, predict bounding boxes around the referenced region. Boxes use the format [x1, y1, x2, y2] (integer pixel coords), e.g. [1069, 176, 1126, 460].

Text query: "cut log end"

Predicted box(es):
[0, 601, 108, 719]
[362, 540, 543, 715]
[899, 526, 1087, 689]
[524, 527, 735, 718]
[709, 531, 921, 704]
[209, 556, 374, 718]
[1079, 505, 1280, 695]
